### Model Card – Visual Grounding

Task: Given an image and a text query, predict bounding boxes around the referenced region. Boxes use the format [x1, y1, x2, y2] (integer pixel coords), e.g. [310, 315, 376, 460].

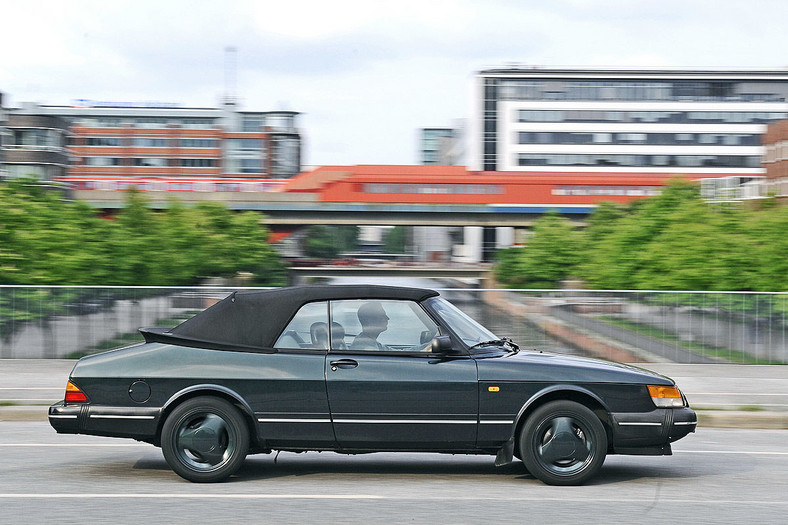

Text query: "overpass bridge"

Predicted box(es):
[60, 165, 738, 228]
[72, 194, 591, 226]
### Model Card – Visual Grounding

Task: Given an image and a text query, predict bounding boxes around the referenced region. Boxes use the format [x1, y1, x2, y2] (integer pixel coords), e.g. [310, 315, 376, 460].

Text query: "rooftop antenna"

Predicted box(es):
[224, 46, 238, 106]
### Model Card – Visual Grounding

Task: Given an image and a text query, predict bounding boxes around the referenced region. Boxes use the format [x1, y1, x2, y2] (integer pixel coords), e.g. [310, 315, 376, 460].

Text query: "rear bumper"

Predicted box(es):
[611, 407, 697, 455]
[49, 402, 160, 441]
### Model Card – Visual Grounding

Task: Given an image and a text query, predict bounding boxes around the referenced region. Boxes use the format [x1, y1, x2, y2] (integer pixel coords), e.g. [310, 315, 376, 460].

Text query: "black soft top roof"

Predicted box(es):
[140, 285, 439, 352]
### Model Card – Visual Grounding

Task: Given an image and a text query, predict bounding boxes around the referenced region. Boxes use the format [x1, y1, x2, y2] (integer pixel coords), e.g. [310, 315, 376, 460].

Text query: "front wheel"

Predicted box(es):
[161, 396, 249, 482]
[519, 400, 607, 486]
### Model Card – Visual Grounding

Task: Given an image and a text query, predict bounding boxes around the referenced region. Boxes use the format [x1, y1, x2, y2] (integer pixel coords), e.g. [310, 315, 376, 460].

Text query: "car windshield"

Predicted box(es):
[427, 297, 498, 348]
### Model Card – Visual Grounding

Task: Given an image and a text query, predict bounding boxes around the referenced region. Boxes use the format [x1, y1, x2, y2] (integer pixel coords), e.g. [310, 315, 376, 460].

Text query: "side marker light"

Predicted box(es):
[648, 385, 684, 408]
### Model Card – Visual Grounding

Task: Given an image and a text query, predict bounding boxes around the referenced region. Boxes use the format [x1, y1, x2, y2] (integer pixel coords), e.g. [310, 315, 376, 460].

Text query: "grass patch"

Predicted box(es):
[0, 401, 18, 407]
[597, 316, 772, 364]
[694, 405, 766, 412]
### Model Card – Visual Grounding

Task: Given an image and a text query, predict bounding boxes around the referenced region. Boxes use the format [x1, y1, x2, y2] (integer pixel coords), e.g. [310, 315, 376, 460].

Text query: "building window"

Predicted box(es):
[135, 118, 169, 128]
[239, 158, 262, 173]
[180, 158, 216, 167]
[500, 79, 783, 102]
[133, 157, 168, 167]
[133, 138, 168, 147]
[363, 183, 503, 195]
[228, 138, 262, 150]
[242, 117, 264, 132]
[516, 131, 761, 146]
[517, 153, 761, 168]
[11, 129, 62, 147]
[517, 109, 788, 124]
[181, 118, 216, 129]
[85, 137, 121, 146]
[85, 157, 122, 166]
[180, 138, 218, 148]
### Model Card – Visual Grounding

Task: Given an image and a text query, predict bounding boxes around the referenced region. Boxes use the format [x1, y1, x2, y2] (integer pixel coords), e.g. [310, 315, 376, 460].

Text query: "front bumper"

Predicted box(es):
[611, 407, 697, 455]
[49, 402, 160, 441]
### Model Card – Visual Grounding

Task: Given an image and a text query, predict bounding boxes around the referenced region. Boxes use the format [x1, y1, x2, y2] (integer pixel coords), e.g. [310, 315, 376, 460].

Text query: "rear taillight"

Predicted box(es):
[64, 381, 87, 403]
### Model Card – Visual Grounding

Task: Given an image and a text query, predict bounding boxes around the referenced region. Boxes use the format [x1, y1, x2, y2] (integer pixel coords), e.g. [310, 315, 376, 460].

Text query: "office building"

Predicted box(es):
[0, 94, 70, 180]
[763, 120, 788, 196]
[0, 93, 5, 174]
[471, 67, 788, 174]
[420, 127, 458, 165]
[1, 97, 302, 181]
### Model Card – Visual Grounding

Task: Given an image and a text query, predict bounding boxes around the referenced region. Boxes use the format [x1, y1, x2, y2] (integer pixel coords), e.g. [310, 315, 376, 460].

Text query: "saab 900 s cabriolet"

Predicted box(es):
[50, 285, 696, 485]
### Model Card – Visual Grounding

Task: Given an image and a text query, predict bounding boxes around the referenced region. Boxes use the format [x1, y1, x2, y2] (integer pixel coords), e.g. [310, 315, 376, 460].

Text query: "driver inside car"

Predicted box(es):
[350, 302, 389, 351]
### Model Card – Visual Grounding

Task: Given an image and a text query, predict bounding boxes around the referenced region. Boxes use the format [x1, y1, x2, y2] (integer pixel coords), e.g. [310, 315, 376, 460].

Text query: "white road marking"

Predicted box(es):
[0, 494, 786, 505]
[693, 403, 788, 407]
[0, 493, 383, 500]
[0, 386, 65, 391]
[0, 443, 152, 447]
[1, 399, 58, 402]
[674, 449, 788, 456]
[688, 392, 788, 396]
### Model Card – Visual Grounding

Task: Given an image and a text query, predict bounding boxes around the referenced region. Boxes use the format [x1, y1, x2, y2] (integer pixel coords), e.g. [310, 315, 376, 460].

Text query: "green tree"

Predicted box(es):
[495, 212, 581, 288]
[748, 204, 788, 291]
[578, 179, 704, 289]
[0, 180, 286, 286]
[632, 201, 755, 290]
[302, 225, 341, 259]
[383, 226, 407, 253]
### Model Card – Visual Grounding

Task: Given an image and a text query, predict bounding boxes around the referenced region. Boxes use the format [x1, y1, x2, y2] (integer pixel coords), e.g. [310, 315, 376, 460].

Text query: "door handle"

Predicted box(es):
[330, 359, 358, 371]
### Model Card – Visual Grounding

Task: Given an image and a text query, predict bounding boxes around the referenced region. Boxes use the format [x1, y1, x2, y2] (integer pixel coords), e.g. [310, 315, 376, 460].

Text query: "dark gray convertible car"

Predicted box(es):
[49, 285, 696, 485]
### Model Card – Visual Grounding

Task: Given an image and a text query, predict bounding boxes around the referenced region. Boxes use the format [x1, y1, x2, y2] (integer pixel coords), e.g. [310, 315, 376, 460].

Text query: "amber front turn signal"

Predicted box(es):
[65, 381, 87, 403]
[648, 385, 684, 408]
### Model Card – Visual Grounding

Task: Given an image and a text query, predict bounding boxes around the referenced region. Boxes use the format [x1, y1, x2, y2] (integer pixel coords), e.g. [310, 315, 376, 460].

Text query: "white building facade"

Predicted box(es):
[471, 68, 788, 176]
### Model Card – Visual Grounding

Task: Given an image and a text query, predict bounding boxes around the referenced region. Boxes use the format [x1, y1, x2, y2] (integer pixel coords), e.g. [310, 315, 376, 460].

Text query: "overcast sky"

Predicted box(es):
[2, 0, 787, 166]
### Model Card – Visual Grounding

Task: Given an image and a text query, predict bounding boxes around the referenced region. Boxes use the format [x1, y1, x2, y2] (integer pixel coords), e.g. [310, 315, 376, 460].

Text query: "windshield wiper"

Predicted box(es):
[468, 337, 519, 351]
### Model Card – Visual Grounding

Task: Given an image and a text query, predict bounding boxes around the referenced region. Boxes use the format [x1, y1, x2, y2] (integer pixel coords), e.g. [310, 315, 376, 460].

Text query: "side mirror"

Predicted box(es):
[431, 335, 453, 354]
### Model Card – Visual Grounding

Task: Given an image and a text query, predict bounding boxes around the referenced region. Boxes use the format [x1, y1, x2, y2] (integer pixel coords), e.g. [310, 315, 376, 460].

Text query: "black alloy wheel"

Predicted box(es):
[519, 400, 607, 486]
[161, 396, 249, 482]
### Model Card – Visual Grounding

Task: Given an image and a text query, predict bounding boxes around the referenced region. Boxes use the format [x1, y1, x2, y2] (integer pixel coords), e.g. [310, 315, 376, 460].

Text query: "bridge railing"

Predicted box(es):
[1, 286, 786, 364]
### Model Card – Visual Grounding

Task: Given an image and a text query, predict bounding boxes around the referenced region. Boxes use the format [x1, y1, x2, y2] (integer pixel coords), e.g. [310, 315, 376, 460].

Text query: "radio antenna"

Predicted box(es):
[224, 46, 238, 106]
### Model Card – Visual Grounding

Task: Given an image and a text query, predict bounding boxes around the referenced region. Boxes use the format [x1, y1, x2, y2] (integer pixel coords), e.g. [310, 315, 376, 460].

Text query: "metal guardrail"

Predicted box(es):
[1, 286, 786, 364]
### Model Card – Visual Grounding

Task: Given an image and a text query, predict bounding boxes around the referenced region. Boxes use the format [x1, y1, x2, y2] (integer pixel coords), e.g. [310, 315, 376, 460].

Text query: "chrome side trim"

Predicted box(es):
[89, 415, 156, 420]
[617, 421, 663, 426]
[674, 421, 698, 426]
[49, 415, 78, 419]
[333, 419, 476, 424]
[258, 418, 483, 425]
[258, 418, 332, 424]
[480, 420, 514, 425]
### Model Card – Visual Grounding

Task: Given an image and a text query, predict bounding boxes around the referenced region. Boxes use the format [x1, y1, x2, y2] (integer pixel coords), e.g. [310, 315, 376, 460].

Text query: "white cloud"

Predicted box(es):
[2, 0, 788, 164]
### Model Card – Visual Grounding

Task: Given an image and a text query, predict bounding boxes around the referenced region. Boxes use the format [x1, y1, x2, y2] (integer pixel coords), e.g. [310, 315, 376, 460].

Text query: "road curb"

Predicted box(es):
[0, 406, 50, 422]
[697, 410, 788, 430]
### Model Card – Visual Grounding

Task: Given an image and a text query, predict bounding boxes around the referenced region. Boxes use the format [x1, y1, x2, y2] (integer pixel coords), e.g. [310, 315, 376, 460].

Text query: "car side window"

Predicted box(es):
[274, 301, 329, 350]
[330, 299, 439, 352]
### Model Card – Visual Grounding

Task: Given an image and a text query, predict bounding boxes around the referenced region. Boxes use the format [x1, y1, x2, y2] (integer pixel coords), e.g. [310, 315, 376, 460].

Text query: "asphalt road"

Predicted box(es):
[1, 422, 787, 524]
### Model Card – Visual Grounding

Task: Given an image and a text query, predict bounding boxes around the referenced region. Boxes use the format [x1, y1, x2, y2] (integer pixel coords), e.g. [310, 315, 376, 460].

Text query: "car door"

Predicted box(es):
[325, 299, 478, 450]
[264, 301, 336, 449]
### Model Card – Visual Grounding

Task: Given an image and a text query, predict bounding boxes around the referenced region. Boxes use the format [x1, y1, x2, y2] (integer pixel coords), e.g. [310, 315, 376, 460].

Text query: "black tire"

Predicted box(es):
[519, 400, 607, 486]
[161, 396, 249, 483]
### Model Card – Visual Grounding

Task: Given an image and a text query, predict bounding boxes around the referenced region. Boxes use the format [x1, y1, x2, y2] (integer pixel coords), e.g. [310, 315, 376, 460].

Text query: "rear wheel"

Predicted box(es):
[519, 400, 607, 486]
[161, 396, 249, 482]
